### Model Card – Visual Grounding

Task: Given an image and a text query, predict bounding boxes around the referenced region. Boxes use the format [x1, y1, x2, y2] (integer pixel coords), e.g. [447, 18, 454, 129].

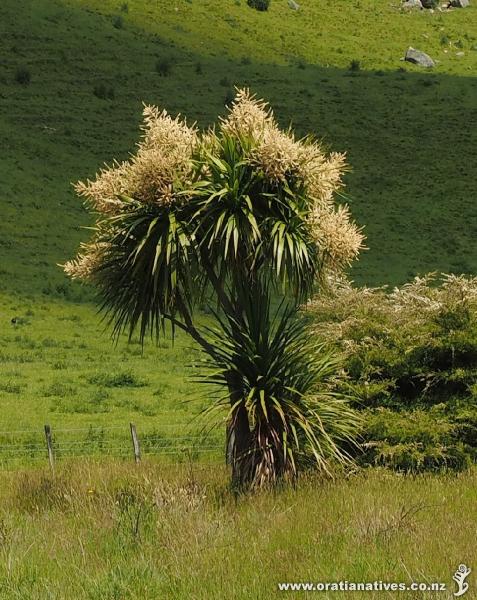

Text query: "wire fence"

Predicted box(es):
[0, 423, 224, 470]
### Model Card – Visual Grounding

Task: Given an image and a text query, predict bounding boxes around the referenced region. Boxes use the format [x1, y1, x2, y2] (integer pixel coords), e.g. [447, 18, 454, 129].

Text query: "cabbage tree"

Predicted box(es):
[65, 90, 364, 488]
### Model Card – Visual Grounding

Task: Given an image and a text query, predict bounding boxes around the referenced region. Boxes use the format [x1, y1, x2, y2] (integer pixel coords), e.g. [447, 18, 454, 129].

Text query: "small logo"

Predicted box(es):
[453, 564, 471, 597]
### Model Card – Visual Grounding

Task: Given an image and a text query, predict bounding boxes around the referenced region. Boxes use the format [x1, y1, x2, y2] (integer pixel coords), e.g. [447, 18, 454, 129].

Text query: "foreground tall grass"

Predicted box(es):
[0, 461, 476, 599]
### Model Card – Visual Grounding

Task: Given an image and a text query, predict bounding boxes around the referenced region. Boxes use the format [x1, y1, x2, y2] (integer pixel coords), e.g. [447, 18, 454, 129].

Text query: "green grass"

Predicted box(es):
[0, 293, 226, 468]
[0, 461, 476, 599]
[0, 298, 202, 429]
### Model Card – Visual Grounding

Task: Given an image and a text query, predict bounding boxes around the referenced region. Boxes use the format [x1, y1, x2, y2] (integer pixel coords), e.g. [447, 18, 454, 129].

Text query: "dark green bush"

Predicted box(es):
[112, 15, 124, 29]
[224, 88, 235, 106]
[156, 58, 172, 77]
[93, 84, 114, 100]
[87, 371, 146, 388]
[247, 0, 270, 11]
[15, 67, 31, 85]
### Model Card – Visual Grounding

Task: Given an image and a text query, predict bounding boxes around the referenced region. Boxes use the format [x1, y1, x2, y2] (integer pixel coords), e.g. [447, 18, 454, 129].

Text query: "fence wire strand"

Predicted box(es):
[0, 423, 223, 466]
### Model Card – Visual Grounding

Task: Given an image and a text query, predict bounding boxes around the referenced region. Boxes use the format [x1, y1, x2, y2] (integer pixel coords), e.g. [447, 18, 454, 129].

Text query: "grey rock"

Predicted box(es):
[450, 0, 469, 7]
[288, 0, 300, 9]
[402, 0, 423, 8]
[405, 47, 435, 67]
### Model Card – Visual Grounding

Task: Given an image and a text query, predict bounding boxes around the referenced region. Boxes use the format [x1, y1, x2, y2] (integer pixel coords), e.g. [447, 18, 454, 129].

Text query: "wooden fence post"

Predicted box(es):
[44, 424, 55, 472]
[130, 423, 141, 464]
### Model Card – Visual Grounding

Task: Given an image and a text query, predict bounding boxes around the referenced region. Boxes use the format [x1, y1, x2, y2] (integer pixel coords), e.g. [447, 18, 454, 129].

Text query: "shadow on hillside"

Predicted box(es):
[0, 0, 476, 297]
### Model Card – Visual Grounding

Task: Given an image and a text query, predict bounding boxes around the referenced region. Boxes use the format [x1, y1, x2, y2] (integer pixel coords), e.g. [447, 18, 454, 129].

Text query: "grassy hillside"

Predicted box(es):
[0, 0, 476, 438]
[1, 0, 476, 292]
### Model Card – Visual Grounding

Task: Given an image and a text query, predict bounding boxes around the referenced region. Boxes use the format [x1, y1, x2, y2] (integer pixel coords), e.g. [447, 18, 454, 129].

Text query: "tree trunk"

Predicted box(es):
[226, 381, 252, 490]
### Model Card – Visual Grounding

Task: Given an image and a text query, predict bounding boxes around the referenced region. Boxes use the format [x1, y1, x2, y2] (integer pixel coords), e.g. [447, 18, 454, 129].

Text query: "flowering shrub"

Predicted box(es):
[308, 273, 477, 472]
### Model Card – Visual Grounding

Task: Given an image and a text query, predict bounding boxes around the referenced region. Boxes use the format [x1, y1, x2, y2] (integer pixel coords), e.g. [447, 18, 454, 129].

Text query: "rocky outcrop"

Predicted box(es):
[404, 47, 435, 67]
[402, 0, 423, 7]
